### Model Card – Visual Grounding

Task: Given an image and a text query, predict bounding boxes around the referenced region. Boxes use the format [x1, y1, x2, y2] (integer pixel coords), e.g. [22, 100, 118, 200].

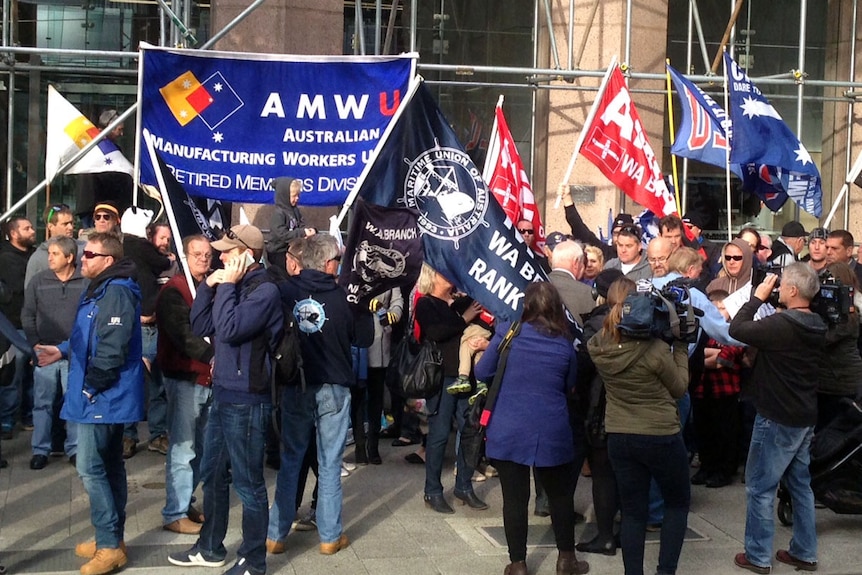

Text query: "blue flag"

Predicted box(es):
[354, 82, 545, 320]
[667, 64, 742, 180]
[724, 53, 822, 217]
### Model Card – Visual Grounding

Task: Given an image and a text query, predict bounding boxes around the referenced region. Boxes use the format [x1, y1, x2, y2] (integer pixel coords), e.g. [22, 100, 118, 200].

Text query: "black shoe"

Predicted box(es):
[265, 455, 280, 470]
[367, 446, 382, 465]
[534, 506, 550, 517]
[424, 494, 455, 514]
[706, 473, 732, 488]
[30, 454, 48, 470]
[576, 536, 617, 556]
[453, 490, 489, 510]
[690, 468, 710, 485]
[0, 459, 6, 469]
[391, 437, 418, 447]
[380, 427, 400, 439]
[355, 446, 369, 466]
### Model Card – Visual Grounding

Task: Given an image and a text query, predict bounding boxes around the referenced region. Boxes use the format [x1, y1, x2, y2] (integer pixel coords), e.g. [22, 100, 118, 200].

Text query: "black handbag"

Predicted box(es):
[385, 318, 444, 399]
[461, 321, 521, 469]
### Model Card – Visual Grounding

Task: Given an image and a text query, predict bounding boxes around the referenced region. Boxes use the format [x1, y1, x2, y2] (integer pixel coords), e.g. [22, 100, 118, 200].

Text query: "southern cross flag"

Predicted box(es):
[338, 197, 423, 307]
[580, 67, 677, 216]
[666, 64, 742, 180]
[352, 81, 545, 321]
[45, 85, 133, 182]
[485, 102, 546, 256]
[159, 70, 243, 130]
[724, 53, 822, 217]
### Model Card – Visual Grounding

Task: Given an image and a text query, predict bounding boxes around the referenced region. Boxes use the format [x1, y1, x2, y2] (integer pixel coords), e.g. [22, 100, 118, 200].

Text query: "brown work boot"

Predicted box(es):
[80, 547, 127, 575]
[164, 517, 202, 534]
[556, 550, 590, 574]
[75, 540, 127, 559]
[122, 438, 136, 459]
[265, 538, 286, 554]
[319, 533, 349, 555]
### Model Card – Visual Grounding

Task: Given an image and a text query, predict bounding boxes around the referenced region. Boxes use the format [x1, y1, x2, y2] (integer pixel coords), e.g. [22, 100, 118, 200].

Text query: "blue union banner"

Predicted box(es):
[138, 44, 415, 206]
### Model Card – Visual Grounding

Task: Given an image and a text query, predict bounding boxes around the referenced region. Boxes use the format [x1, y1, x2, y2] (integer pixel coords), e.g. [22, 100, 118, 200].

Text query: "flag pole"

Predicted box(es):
[333, 75, 424, 229]
[824, 147, 862, 228]
[142, 128, 197, 299]
[481, 95, 504, 184]
[665, 59, 681, 215]
[722, 50, 733, 241]
[555, 55, 618, 209]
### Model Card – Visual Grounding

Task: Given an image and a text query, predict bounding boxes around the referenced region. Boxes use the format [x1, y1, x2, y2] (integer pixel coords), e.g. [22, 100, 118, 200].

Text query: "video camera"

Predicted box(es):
[618, 278, 701, 344]
[753, 265, 854, 324]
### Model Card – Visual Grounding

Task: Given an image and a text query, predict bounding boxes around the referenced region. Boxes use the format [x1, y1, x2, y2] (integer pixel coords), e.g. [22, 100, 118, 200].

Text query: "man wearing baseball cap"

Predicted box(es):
[769, 221, 807, 269]
[804, 227, 828, 272]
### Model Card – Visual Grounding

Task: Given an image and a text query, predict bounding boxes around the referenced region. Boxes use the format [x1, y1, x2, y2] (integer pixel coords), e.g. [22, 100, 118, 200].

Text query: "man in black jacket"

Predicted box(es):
[266, 234, 372, 557]
[729, 263, 826, 574]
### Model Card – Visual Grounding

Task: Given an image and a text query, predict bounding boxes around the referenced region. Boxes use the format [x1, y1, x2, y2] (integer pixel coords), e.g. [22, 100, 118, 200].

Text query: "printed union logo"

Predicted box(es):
[159, 70, 244, 130]
[403, 145, 489, 248]
[294, 298, 327, 334]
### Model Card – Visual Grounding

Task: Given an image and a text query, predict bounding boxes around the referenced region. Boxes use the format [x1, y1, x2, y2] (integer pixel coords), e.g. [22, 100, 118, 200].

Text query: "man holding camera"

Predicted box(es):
[729, 263, 826, 574]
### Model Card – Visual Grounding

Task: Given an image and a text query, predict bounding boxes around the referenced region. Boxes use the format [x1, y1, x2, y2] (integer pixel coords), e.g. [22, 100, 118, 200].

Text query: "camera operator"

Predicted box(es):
[729, 263, 826, 574]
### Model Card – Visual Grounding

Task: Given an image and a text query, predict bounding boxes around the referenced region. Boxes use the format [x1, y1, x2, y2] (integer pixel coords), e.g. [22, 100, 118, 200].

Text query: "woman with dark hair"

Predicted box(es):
[816, 262, 862, 430]
[588, 278, 690, 575]
[474, 282, 589, 575]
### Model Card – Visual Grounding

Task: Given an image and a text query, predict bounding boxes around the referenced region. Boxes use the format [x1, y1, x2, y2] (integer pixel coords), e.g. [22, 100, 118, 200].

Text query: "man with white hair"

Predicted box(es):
[548, 239, 596, 327]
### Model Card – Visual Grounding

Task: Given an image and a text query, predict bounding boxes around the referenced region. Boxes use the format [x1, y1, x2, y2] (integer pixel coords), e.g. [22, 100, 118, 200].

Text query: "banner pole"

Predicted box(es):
[722, 51, 733, 241]
[481, 95, 504, 183]
[666, 59, 681, 215]
[333, 75, 423, 229]
[555, 55, 618, 209]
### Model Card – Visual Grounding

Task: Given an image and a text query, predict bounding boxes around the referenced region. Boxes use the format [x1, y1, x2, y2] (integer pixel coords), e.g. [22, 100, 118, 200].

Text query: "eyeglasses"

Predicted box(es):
[329, 254, 342, 263]
[286, 250, 301, 261]
[648, 255, 669, 264]
[93, 213, 115, 221]
[82, 250, 109, 259]
[518, 228, 534, 234]
[188, 251, 212, 261]
[219, 227, 252, 251]
[724, 255, 744, 262]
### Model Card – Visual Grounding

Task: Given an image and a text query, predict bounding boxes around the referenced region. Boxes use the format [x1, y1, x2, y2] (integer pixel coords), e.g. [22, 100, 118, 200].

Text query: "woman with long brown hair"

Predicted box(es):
[475, 282, 589, 575]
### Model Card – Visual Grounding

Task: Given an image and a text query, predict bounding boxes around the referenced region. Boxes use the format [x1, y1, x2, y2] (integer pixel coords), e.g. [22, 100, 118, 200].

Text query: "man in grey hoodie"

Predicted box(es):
[266, 177, 315, 268]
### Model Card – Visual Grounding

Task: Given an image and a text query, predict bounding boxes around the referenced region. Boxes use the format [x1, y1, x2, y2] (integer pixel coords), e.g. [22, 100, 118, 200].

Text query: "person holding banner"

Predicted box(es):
[266, 177, 315, 268]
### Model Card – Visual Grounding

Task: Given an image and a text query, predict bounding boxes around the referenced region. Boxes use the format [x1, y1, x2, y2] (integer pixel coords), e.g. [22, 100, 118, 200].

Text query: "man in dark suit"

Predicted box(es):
[548, 240, 596, 327]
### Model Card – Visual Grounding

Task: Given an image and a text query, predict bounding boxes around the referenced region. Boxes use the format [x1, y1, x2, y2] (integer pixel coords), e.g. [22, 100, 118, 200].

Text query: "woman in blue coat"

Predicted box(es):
[475, 282, 589, 575]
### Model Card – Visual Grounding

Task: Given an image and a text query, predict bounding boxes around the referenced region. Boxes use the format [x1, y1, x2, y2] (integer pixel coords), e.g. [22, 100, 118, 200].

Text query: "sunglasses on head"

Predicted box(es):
[617, 223, 641, 237]
[46, 203, 71, 224]
[218, 227, 252, 251]
[724, 254, 744, 262]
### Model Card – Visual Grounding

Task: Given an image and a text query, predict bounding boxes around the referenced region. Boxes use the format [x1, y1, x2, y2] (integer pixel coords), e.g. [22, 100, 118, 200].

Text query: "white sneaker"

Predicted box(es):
[341, 463, 352, 477]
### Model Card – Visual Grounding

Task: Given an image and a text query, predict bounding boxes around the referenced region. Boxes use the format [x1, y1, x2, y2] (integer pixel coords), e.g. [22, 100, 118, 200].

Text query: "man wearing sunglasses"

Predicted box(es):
[35, 232, 144, 575]
[172, 224, 282, 575]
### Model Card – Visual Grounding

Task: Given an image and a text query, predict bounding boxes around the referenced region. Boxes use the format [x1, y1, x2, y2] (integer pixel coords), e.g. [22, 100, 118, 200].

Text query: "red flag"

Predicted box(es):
[580, 67, 678, 217]
[486, 104, 547, 254]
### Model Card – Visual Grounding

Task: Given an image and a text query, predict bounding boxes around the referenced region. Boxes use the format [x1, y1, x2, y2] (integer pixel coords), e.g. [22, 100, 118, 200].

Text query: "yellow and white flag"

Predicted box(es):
[45, 85, 133, 182]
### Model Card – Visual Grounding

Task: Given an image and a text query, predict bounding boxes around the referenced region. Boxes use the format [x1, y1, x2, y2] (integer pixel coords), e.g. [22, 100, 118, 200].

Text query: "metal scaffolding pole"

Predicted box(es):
[795, 0, 808, 222]
[567, 0, 574, 70]
[689, 0, 711, 74]
[542, 0, 562, 70]
[844, 0, 858, 229]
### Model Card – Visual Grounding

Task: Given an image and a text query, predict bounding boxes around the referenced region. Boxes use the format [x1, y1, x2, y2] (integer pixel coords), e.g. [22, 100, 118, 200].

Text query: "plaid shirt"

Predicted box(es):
[692, 338, 745, 399]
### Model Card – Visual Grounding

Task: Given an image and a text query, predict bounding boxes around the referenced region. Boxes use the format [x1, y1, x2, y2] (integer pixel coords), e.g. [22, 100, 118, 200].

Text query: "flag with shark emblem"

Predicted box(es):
[724, 53, 822, 217]
[352, 81, 545, 320]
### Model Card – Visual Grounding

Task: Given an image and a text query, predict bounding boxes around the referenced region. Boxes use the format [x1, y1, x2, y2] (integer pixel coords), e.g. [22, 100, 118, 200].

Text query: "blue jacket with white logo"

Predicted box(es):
[60, 258, 145, 424]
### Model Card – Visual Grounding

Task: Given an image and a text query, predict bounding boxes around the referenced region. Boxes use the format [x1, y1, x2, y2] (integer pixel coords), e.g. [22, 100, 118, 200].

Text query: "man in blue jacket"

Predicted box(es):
[35, 232, 144, 575]
[170, 224, 282, 575]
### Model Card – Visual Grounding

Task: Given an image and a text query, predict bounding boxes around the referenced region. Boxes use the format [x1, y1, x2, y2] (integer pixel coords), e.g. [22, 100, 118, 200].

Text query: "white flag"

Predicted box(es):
[45, 85, 134, 182]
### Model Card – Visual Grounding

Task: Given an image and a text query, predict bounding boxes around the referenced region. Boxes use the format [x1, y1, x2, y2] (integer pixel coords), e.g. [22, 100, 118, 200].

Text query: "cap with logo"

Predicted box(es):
[809, 227, 828, 241]
[545, 231, 573, 252]
[682, 211, 706, 231]
[612, 214, 634, 231]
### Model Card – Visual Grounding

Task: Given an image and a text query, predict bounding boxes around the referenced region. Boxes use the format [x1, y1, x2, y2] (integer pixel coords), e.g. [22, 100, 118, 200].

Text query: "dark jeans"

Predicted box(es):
[492, 458, 576, 563]
[608, 432, 690, 575]
[365, 366, 386, 451]
[424, 379, 473, 497]
[197, 400, 270, 573]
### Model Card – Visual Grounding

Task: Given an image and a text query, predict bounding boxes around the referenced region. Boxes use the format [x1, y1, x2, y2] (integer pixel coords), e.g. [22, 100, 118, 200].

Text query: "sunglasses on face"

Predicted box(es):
[82, 250, 109, 259]
[724, 255, 744, 262]
[518, 228, 534, 234]
[93, 213, 115, 221]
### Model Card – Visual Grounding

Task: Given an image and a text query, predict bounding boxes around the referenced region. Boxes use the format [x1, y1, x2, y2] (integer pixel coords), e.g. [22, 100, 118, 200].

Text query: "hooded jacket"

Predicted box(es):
[267, 177, 307, 253]
[729, 296, 827, 427]
[603, 253, 652, 282]
[279, 268, 373, 388]
[190, 266, 283, 404]
[59, 258, 145, 424]
[587, 329, 688, 436]
[706, 238, 753, 295]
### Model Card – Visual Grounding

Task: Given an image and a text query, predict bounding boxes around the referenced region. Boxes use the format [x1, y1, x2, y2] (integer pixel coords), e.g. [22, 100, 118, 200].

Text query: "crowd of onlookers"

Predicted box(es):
[0, 183, 859, 575]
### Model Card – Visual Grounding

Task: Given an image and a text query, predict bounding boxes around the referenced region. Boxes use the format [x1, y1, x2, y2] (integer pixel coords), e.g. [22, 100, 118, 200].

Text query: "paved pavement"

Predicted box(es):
[0, 424, 860, 575]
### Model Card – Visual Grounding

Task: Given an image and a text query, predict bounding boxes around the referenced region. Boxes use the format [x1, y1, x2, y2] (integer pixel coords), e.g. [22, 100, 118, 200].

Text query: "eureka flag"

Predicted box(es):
[580, 67, 677, 216]
[139, 43, 414, 206]
[338, 198, 423, 307]
[724, 53, 822, 217]
[354, 81, 545, 321]
[485, 103, 546, 255]
[45, 85, 134, 182]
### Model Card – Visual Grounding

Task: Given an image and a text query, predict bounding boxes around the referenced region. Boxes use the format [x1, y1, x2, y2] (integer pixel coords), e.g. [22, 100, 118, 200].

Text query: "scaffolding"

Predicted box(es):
[1, 0, 859, 228]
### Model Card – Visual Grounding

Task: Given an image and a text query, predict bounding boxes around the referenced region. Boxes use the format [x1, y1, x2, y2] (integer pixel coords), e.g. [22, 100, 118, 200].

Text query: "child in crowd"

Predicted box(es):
[446, 306, 494, 402]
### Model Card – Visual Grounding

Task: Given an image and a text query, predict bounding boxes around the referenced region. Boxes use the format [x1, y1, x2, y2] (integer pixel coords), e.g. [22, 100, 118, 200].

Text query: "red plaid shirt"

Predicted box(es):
[692, 339, 745, 399]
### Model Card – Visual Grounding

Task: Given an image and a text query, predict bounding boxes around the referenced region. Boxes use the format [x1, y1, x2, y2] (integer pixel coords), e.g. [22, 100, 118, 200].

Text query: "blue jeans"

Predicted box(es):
[648, 392, 691, 525]
[0, 329, 33, 428]
[608, 432, 691, 575]
[76, 423, 127, 549]
[425, 378, 474, 497]
[197, 400, 270, 573]
[268, 383, 351, 545]
[162, 376, 211, 524]
[32, 360, 76, 456]
[743, 414, 816, 568]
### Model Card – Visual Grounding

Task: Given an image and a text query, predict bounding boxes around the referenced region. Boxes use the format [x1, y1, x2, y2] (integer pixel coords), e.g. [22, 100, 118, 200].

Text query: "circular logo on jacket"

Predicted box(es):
[294, 298, 327, 333]
[403, 145, 489, 248]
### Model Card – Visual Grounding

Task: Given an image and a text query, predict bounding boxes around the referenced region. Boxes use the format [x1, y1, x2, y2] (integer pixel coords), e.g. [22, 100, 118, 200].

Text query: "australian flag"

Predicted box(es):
[352, 81, 545, 320]
[338, 198, 423, 307]
[724, 53, 822, 217]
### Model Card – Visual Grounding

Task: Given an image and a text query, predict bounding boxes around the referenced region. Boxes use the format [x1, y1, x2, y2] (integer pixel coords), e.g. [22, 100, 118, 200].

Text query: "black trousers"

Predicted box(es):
[692, 395, 740, 477]
[491, 458, 576, 563]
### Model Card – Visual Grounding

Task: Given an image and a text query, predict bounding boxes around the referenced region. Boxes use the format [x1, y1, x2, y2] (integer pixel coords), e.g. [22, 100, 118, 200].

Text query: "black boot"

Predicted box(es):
[556, 550, 589, 575]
